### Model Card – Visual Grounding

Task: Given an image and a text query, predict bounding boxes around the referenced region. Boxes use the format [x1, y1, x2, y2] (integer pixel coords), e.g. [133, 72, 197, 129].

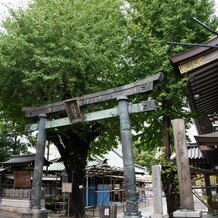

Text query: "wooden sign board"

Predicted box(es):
[178, 50, 218, 74]
[14, 171, 31, 189]
[64, 99, 82, 123]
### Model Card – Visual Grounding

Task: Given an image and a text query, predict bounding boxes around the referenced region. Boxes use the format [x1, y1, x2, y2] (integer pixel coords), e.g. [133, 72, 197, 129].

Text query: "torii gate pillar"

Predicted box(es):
[22, 113, 48, 218]
[31, 113, 47, 210]
[117, 96, 141, 218]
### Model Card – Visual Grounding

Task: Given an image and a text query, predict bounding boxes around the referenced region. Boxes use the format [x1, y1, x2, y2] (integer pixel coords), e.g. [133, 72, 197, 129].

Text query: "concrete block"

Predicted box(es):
[186, 210, 202, 217]
[173, 209, 202, 218]
[173, 210, 187, 217]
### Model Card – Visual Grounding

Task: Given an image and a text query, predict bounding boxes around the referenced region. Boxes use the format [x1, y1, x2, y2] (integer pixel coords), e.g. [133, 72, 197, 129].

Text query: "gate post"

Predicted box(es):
[117, 96, 141, 218]
[31, 113, 47, 210]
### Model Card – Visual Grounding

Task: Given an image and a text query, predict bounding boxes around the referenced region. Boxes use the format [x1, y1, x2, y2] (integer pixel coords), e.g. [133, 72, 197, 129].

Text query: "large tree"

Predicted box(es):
[0, 0, 217, 217]
[0, 122, 29, 162]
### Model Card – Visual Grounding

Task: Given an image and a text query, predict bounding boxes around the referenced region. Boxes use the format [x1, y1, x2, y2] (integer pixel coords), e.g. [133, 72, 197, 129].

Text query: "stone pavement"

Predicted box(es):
[0, 210, 20, 218]
[116, 198, 167, 218]
[0, 199, 156, 218]
[83, 199, 165, 217]
[0, 198, 216, 218]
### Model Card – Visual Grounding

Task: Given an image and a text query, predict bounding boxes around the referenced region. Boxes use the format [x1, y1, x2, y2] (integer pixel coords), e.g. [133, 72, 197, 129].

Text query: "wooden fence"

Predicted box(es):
[3, 189, 32, 199]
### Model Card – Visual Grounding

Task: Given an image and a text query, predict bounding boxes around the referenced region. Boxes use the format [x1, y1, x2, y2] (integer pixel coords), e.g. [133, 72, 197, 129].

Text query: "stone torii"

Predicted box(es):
[23, 72, 163, 218]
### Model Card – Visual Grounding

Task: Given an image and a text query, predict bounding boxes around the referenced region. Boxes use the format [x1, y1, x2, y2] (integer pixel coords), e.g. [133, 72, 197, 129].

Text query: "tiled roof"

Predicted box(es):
[171, 143, 204, 161]
[44, 159, 123, 175]
[44, 161, 65, 172]
[0, 154, 35, 165]
[170, 37, 218, 134]
[187, 144, 203, 160]
[44, 149, 146, 177]
[95, 147, 146, 174]
[87, 158, 103, 167]
[0, 167, 5, 172]
[0, 153, 50, 167]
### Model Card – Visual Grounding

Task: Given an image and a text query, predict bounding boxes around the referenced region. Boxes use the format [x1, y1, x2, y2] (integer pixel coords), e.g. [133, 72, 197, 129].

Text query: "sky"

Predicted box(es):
[0, 0, 29, 18]
[215, 0, 218, 12]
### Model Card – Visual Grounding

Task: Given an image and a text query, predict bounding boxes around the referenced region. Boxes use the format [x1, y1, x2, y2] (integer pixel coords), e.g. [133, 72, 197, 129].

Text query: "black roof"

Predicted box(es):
[170, 38, 218, 173]
[0, 153, 50, 167]
[170, 37, 218, 134]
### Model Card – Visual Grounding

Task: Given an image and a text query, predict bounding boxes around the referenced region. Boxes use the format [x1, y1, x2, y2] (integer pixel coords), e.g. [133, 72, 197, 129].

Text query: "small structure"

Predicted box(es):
[0, 153, 50, 213]
[0, 150, 150, 215]
[44, 147, 150, 209]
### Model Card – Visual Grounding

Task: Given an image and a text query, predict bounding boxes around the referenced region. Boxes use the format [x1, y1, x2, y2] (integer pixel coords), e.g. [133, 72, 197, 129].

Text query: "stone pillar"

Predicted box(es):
[172, 119, 202, 218]
[117, 96, 141, 218]
[151, 165, 163, 218]
[23, 113, 48, 218]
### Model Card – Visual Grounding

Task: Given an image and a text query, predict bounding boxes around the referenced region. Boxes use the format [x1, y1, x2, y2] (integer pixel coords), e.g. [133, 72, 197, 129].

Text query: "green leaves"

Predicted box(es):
[0, 122, 29, 161]
[0, 0, 125, 110]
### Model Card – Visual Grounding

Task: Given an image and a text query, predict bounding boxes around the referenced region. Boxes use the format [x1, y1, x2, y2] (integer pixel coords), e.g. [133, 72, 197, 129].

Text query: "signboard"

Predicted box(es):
[178, 49, 218, 74]
[104, 208, 110, 215]
[64, 99, 82, 123]
[179, 56, 205, 74]
[14, 171, 31, 188]
[62, 182, 72, 193]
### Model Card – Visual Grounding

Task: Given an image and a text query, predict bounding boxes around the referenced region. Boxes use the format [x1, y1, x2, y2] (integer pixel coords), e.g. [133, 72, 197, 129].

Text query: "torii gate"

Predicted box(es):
[23, 72, 163, 217]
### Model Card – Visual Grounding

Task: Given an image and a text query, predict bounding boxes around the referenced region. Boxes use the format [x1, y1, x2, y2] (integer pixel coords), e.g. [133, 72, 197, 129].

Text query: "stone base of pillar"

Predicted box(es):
[151, 213, 164, 218]
[173, 209, 202, 218]
[123, 212, 142, 218]
[21, 208, 48, 218]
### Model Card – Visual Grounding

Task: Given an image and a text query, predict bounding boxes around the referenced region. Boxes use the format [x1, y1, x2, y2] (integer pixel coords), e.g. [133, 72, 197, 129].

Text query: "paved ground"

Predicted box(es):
[1, 200, 154, 218]
[1, 210, 20, 218]
[0, 201, 153, 218]
[116, 199, 166, 218]
[0, 198, 214, 218]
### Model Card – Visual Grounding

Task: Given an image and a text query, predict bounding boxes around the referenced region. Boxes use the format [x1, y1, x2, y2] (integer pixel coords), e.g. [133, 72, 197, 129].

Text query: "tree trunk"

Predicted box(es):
[61, 135, 89, 218]
[162, 115, 180, 218]
[47, 123, 102, 217]
[162, 115, 170, 161]
[65, 138, 87, 218]
[161, 163, 180, 218]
